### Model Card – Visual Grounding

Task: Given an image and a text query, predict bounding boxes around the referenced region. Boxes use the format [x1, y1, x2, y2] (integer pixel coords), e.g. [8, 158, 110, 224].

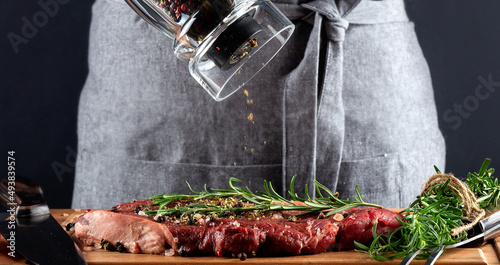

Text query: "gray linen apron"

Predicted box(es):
[73, 0, 445, 209]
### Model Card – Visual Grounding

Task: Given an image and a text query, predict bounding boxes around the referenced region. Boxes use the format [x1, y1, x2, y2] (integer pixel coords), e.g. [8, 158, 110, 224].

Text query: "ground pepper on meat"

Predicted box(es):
[157, 215, 166, 223]
[136, 196, 286, 225]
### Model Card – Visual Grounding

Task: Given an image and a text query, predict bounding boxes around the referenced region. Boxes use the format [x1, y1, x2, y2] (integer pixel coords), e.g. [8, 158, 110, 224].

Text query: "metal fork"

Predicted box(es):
[400, 211, 500, 265]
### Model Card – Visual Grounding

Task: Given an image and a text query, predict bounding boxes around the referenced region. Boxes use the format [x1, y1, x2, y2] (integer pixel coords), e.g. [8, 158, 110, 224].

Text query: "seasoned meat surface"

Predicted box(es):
[336, 208, 402, 250]
[75, 200, 402, 258]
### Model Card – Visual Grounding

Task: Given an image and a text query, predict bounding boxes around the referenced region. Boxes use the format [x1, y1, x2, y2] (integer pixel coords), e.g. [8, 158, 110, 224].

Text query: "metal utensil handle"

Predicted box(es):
[424, 246, 445, 265]
[484, 222, 500, 241]
[481, 210, 500, 237]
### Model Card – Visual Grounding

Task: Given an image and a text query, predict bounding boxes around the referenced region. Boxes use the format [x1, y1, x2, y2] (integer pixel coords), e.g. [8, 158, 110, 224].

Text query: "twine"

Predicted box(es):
[421, 173, 485, 237]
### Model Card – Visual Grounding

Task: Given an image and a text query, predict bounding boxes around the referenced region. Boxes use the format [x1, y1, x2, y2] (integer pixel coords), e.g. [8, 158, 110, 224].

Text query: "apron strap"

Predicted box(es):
[280, 0, 353, 196]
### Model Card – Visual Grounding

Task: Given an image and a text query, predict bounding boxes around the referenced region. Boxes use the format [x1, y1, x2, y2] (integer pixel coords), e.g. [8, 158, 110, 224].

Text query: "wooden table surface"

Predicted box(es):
[1, 209, 500, 265]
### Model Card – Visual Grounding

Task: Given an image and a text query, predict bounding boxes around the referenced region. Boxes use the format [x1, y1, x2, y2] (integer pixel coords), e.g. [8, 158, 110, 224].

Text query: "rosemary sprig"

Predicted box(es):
[355, 179, 468, 260]
[355, 158, 498, 260]
[465, 158, 500, 210]
[144, 175, 383, 217]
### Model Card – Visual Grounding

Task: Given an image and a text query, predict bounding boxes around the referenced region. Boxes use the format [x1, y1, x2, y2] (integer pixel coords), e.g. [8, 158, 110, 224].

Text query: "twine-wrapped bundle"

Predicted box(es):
[421, 173, 485, 236]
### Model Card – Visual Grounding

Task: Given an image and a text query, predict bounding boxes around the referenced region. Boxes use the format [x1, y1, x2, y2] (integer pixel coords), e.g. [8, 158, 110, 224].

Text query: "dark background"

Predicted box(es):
[1, 1, 499, 208]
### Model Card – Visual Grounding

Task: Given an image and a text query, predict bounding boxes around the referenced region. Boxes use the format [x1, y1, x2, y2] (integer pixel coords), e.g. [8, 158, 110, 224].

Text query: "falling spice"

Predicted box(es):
[229, 38, 258, 65]
[240, 87, 263, 155]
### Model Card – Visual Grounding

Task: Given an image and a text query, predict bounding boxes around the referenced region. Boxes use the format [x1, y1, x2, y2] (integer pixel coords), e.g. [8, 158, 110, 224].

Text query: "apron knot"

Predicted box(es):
[301, 0, 349, 42]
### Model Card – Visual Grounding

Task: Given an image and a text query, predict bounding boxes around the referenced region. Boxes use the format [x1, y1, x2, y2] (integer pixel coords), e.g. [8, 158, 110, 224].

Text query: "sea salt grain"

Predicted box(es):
[83, 246, 93, 252]
[153, 214, 162, 221]
[333, 213, 344, 222]
[271, 213, 283, 219]
[165, 249, 176, 256]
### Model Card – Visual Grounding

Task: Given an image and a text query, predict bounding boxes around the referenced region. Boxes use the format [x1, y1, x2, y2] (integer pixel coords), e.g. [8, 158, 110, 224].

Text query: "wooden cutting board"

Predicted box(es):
[1, 209, 500, 265]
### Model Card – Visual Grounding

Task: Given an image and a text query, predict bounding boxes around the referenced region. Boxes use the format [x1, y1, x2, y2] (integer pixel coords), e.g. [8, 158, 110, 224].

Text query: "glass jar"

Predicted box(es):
[125, 0, 294, 101]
